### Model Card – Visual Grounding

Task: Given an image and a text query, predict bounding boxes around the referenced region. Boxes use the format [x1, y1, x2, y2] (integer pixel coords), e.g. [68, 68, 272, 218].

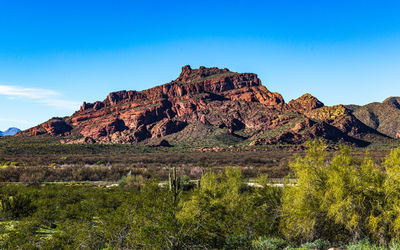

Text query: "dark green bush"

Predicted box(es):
[179, 175, 195, 191]
[0, 193, 36, 219]
[224, 234, 252, 249]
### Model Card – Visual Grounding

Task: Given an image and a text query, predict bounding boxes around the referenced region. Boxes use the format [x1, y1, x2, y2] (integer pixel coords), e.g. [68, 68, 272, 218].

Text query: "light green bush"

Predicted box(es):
[346, 239, 386, 250]
[251, 236, 288, 249]
[281, 141, 392, 244]
[118, 174, 145, 188]
[300, 239, 330, 250]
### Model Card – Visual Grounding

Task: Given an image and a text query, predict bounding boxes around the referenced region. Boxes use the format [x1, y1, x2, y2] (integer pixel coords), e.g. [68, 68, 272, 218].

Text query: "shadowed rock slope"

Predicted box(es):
[19, 66, 393, 147]
[347, 97, 400, 139]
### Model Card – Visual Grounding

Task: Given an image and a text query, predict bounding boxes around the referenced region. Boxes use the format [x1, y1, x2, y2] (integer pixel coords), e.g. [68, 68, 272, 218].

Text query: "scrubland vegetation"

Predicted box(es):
[1, 141, 400, 249]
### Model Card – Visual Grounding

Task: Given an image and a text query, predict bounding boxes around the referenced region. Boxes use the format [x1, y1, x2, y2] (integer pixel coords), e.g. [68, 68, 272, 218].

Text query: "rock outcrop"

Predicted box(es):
[288, 93, 324, 112]
[22, 118, 72, 136]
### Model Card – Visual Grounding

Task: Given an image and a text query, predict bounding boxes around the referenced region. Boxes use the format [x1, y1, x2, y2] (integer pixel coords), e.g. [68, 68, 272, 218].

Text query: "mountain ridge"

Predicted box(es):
[18, 65, 396, 147]
[0, 127, 21, 136]
[347, 97, 400, 139]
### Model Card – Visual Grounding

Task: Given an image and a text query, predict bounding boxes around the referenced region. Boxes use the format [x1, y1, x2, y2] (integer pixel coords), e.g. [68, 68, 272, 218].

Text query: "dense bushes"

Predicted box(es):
[2, 141, 400, 248]
[177, 168, 282, 248]
[0, 193, 35, 220]
[0, 170, 282, 248]
[282, 141, 400, 245]
[0, 164, 150, 183]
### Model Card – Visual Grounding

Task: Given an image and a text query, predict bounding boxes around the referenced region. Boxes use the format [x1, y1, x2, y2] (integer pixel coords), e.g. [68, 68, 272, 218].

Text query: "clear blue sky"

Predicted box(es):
[0, 0, 399, 130]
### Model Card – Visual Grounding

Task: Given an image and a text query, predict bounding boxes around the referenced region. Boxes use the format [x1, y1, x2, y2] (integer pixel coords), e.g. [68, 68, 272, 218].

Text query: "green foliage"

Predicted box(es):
[0, 161, 19, 167]
[324, 149, 385, 243]
[281, 140, 338, 241]
[346, 238, 387, 250]
[251, 237, 289, 250]
[44, 220, 105, 249]
[4, 145, 400, 248]
[118, 174, 145, 189]
[0, 219, 42, 249]
[178, 167, 247, 247]
[224, 234, 252, 249]
[179, 175, 195, 191]
[0, 168, 283, 249]
[281, 141, 400, 245]
[300, 238, 330, 250]
[0, 147, 295, 182]
[0, 193, 36, 220]
[100, 181, 184, 249]
[252, 174, 283, 236]
[178, 167, 281, 247]
[383, 148, 400, 241]
[389, 241, 400, 250]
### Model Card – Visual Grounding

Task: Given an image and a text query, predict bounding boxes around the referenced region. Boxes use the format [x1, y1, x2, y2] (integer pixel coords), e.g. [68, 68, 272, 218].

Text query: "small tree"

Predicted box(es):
[177, 167, 250, 247]
[323, 148, 385, 243]
[383, 148, 400, 243]
[280, 140, 335, 242]
[281, 140, 390, 244]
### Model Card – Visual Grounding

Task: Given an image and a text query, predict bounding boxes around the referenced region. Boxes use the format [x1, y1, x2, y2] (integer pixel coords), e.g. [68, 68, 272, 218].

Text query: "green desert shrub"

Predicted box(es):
[281, 141, 400, 245]
[280, 140, 343, 242]
[224, 234, 252, 249]
[179, 175, 195, 191]
[251, 236, 288, 249]
[43, 220, 105, 249]
[388, 241, 400, 250]
[0, 161, 19, 167]
[382, 148, 400, 243]
[0, 219, 42, 249]
[177, 167, 280, 248]
[300, 238, 330, 250]
[0, 193, 36, 220]
[177, 167, 250, 247]
[4, 143, 400, 248]
[345, 238, 386, 250]
[118, 174, 145, 189]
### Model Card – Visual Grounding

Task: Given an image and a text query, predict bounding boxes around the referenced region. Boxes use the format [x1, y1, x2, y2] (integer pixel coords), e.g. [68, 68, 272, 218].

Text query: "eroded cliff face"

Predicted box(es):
[19, 65, 381, 147]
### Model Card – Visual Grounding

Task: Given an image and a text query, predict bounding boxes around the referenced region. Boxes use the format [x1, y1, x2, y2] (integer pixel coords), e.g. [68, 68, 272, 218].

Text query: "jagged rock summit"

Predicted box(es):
[19, 66, 391, 147]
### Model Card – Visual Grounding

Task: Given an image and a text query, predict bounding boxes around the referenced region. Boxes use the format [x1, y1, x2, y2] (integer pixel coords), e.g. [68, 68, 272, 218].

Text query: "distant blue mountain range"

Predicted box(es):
[0, 127, 21, 136]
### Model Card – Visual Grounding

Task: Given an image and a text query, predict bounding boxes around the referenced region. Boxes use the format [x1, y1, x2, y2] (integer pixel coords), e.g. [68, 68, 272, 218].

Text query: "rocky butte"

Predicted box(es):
[19, 65, 394, 147]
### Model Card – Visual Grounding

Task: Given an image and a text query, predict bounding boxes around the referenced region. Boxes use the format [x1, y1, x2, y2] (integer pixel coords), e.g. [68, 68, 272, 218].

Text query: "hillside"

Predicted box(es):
[19, 65, 395, 148]
[347, 97, 400, 139]
[0, 127, 21, 136]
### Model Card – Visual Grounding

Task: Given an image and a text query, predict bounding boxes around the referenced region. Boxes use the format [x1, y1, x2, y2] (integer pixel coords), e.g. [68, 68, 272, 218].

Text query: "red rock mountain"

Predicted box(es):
[20, 65, 390, 147]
